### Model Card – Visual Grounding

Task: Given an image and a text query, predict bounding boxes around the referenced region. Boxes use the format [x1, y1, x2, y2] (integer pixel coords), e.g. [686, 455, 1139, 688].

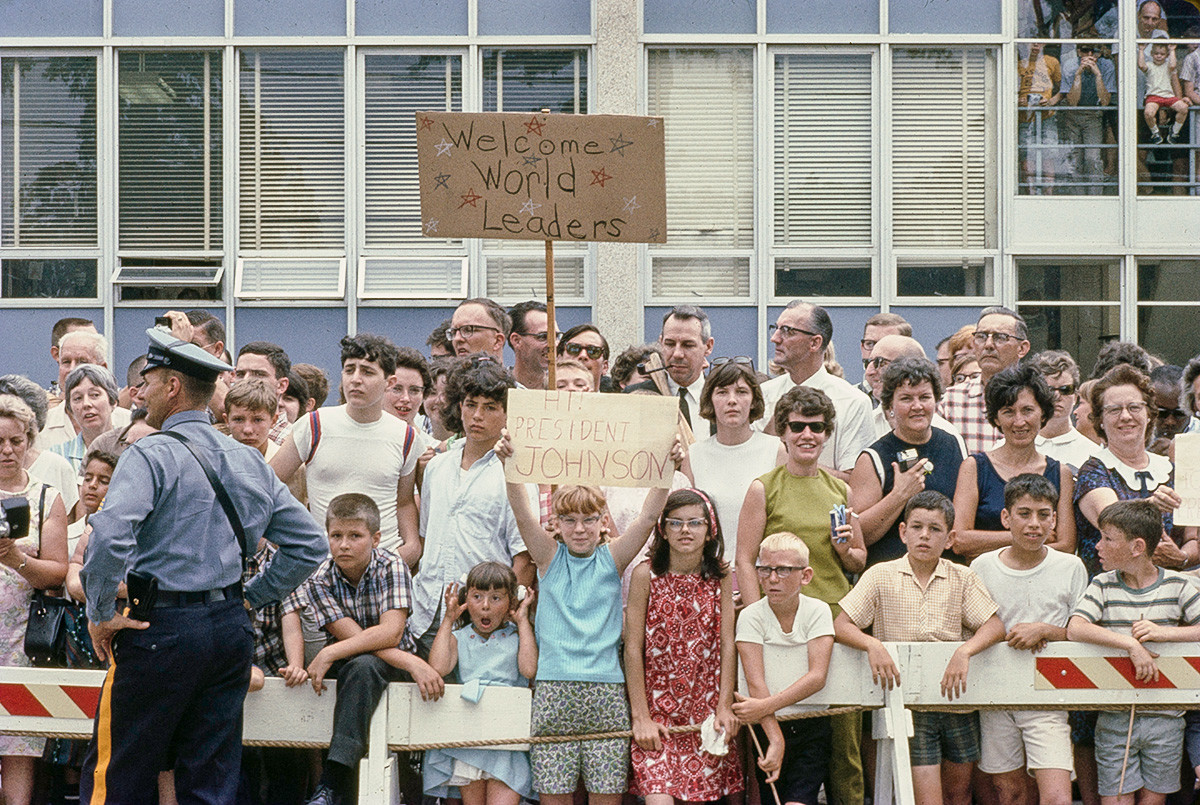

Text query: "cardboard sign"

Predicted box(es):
[416, 111, 666, 243]
[1174, 433, 1200, 527]
[504, 389, 678, 488]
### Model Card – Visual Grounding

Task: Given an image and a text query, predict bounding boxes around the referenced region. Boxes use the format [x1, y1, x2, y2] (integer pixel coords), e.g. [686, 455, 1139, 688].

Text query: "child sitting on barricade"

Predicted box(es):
[423, 561, 537, 804]
[732, 531, 834, 805]
[834, 490, 1006, 805]
[969, 474, 1088, 805]
[282, 492, 443, 805]
[1067, 500, 1200, 805]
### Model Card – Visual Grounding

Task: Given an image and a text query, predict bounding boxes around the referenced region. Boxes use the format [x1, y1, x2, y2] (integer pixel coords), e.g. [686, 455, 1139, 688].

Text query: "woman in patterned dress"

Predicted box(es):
[626, 488, 742, 803]
[0, 394, 69, 805]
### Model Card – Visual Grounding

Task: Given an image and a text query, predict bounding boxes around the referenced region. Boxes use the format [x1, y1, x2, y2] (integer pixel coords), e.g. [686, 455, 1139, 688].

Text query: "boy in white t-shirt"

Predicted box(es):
[732, 531, 834, 805]
[270, 334, 421, 564]
[969, 474, 1088, 805]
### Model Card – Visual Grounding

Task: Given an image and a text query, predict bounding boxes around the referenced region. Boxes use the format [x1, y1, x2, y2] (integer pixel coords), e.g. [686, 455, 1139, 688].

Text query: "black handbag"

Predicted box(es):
[23, 484, 69, 667]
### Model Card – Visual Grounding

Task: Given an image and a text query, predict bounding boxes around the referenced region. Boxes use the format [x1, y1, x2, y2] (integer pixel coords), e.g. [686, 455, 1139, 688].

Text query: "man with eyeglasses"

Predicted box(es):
[449, 297, 511, 360]
[1149, 363, 1189, 455]
[756, 301, 875, 481]
[863, 335, 960, 438]
[940, 307, 1031, 455]
[857, 313, 911, 398]
[507, 300, 558, 390]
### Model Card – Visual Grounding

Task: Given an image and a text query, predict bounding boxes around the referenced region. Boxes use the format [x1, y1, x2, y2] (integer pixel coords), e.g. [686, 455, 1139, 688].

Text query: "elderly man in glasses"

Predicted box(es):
[939, 306, 1032, 454]
[449, 297, 511, 360]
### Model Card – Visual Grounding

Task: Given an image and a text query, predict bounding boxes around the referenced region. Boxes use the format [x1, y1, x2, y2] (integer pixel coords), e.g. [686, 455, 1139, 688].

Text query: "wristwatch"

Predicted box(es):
[16, 554, 27, 572]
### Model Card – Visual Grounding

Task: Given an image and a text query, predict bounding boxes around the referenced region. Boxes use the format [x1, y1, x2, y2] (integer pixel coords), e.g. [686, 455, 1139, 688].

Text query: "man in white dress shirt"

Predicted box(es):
[659, 305, 714, 439]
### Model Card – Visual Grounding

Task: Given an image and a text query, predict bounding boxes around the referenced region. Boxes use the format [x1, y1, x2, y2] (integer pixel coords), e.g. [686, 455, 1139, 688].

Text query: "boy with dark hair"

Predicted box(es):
[294, 363, 330, 410]
[413, 357, 532, 654]
[835, 490, 1006, 805]
[970, 475, 1088, 805]
[236, 341, 292, 443]
[284, 493, 443, 805]
[271, 334, 420, 564]
[1067, 500, 1200, 805]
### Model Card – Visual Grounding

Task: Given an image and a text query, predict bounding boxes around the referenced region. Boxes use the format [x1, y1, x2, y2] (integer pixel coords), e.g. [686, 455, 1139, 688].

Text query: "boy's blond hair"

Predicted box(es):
[224, 378, 278, 416]
[554, 358, 594, 390]
[758, 531, 810, 567]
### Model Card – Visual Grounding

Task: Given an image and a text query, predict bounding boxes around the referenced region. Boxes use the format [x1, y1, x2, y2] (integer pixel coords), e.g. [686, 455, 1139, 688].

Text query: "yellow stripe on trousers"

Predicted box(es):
[90, 659, 117, 805]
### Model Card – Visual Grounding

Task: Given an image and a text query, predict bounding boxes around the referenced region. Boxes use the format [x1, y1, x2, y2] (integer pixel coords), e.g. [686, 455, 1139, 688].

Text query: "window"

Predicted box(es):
[772, 51, 874, 299]
[647, 48, 753, 299]
[1017, 258, 1120, 373]
[1, 57, 98, 249]
[1137, 259, 1200, 365]
[892, 47, 997, 298]
[1134, 1, 1200, 195]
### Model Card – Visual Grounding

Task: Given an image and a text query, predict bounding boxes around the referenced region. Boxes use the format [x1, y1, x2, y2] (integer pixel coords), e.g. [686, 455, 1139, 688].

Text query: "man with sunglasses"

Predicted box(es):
[507, 300, 558, 390]
[756, 301, 875, 481]
[1149, 363, 1189, 456]
[940, 307, 1031, 455]
[1059, 37, 1114, 195]
[557, 324, 611, 392]
[1028, 350, 1103, 475]
[449, 297, 510, 360]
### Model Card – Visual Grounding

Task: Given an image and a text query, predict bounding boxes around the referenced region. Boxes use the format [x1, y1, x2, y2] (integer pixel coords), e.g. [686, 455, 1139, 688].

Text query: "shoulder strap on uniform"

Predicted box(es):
[154, 431, 249, 568]
[305, 410, 322, 466]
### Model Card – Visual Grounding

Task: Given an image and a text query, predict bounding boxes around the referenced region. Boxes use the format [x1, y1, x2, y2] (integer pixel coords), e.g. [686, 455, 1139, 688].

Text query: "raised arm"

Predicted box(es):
[610, 436, 685, 574]
[495, 430, 558, 569]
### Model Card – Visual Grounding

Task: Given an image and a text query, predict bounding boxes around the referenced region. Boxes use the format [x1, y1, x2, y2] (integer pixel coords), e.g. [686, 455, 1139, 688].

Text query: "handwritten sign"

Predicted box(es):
[505, 389, 679, 488]
[416, 112, 666, 243]
[1174, 433, 1200, 527]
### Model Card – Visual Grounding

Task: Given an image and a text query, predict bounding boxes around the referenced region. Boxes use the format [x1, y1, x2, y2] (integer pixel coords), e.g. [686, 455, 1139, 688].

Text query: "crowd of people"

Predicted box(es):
[0, 297, 1198, 805]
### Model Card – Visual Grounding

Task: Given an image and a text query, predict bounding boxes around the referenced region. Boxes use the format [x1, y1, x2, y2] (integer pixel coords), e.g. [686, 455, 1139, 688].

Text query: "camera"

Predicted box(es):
[0, 498, 30, 541]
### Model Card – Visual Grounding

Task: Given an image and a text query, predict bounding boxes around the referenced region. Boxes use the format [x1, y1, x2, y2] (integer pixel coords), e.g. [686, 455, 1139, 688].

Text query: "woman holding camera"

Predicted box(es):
[0, 394, 69, 805]
[849, 358, 968, 568]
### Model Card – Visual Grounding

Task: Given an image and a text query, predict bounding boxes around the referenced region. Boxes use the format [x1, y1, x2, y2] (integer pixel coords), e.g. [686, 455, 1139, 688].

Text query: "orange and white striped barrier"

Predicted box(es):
[1036, 655, 1200, 689]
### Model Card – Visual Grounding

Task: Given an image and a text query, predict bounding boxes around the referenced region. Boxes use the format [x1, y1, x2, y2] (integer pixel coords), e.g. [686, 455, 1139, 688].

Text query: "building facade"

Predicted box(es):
[2, 0, 1198, 383]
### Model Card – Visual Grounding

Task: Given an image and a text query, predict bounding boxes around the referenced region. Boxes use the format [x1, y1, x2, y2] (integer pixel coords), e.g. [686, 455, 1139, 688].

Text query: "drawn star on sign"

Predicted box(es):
[622, 195, 641, 214]
[418, 115, 435, 131]
[649, 228, 661, 241]
[524, 116, 546, 136]
[609, 133, 633, 156]
[519, 198, 543, 215]
[590, 167, 612, 188]
[646, 119, 658, 127]
[433, 173, 451, 190]
[425, 219, 439, 234]
[434, 138, 454, 156]
[458, 189, 483, 209]
[522, 155, 542, 166]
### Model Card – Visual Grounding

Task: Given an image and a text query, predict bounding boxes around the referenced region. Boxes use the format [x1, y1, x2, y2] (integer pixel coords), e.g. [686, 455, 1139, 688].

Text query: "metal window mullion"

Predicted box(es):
[879, 41, 894, 310]
[755, 42, 770, 371]
[100, 46, 116, 341]
[203, 51, 212, 249]
[254, 50, 262, 252]
[224, 43, 237, 345]
[345, 43, 358, 330]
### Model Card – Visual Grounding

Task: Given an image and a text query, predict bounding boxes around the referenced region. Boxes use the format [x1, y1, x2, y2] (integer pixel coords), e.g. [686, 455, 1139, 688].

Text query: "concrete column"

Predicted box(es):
[592, 0, 644, 349]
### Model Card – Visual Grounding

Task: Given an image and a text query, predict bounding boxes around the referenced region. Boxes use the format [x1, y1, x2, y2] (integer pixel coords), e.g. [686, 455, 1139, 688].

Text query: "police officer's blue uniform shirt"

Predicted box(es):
[82, 409, 327, 623]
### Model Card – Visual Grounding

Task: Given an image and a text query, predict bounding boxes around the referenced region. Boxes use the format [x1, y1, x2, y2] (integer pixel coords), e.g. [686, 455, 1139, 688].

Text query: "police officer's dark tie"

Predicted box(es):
[1135, 470, 1152, 496]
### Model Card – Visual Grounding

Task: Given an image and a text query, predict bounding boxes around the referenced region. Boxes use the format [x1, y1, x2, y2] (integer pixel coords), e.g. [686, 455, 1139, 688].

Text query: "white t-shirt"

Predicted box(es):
[29, 450, 80, 513]
[754, 367, 876, 471]
[970, 547, 1088, 630]
[290, 405, 420, 553]
[735, 593, 834, 714]
[689, 431, 780, 565]
[1035, 428, 1102, 477]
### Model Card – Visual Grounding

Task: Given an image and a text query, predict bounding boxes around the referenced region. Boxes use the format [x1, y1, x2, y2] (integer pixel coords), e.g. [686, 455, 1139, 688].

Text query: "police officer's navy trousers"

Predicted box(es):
[80, 599, 254, 805]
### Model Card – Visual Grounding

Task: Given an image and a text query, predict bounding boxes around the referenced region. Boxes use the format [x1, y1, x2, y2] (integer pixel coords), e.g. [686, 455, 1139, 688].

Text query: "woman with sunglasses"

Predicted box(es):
[690, 359, 781, 581]
[849, 358, 968, 568]
[736, 384, 866, 804]
[951, 364, 1075, 561]
[556, 324, 610, 392]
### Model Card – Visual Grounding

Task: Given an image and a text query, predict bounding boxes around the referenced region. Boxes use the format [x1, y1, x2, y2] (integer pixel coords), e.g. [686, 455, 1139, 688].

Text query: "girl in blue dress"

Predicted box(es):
[424, 562, 538, 805]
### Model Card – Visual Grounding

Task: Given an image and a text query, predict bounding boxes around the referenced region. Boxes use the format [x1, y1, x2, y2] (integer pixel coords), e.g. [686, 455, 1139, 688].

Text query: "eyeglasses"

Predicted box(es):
[953, 370, 982, 385]
[1047, 383, 1076, 397]
[710, 356, 754, 369]
[1157, 406, 1187, 419]
[516, 331, 552, 343]
[769, 323, 818, 339]
[563, 343, 605, 360]
[557, 514, 601, 527]
[860, 339, 878, 352]
[1101, 402, 1148, 418]
[785, 420, 828, 434]
[664, 517, 707, 532]
[447, 324, 500, 340]
[864, 356, 892, 370]
[973, 331, 1019, 346]
[755, 565, 804, 579]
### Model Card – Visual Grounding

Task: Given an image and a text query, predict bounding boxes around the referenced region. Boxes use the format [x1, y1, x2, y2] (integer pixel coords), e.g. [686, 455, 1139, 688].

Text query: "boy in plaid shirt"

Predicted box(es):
[282, 493, 443, 805]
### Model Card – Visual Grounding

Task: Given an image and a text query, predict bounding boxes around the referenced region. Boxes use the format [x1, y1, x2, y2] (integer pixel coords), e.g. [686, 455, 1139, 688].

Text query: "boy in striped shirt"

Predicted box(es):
[1067, 499, 1200, 805]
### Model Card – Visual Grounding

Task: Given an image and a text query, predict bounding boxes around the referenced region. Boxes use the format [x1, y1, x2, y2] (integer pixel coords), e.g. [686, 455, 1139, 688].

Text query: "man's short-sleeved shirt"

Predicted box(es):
[839, 556, 998, 642]
[287, 547, 416, 651]
[939, 376, 1000, 456]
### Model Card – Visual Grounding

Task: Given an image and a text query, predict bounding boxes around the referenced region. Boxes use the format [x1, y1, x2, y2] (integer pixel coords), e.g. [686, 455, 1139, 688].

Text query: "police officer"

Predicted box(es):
[80, 327, 327, 803]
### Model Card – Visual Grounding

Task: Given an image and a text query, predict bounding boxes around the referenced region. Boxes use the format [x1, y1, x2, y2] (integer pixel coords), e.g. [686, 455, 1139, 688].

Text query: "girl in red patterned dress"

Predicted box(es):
[625, 488, 742, 803]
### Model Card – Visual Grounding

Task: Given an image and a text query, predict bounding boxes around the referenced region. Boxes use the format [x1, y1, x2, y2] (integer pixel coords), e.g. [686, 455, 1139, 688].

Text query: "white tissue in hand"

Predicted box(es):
[699, 714, 728, 756]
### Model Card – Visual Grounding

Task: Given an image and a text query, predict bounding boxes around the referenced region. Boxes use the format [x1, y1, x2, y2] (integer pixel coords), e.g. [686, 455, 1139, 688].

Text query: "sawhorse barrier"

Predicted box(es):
[3, 643, 1200, 805]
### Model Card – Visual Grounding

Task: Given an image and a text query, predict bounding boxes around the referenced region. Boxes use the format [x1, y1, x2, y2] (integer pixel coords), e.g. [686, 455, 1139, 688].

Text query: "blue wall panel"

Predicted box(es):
[646, 306, 760, 370]
[890, 306, 979, 360]
[0, 308, 104, 387]
[232, 308, 347, 388]
[113, 309, 225, 389]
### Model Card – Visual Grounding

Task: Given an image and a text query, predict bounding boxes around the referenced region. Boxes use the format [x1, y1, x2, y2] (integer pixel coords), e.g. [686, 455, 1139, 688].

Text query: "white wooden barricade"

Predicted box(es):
[3, 643, 1200, 805]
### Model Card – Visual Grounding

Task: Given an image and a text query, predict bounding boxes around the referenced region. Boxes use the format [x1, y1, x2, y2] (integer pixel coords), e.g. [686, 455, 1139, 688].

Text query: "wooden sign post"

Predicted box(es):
[416, 110, 667, 387]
